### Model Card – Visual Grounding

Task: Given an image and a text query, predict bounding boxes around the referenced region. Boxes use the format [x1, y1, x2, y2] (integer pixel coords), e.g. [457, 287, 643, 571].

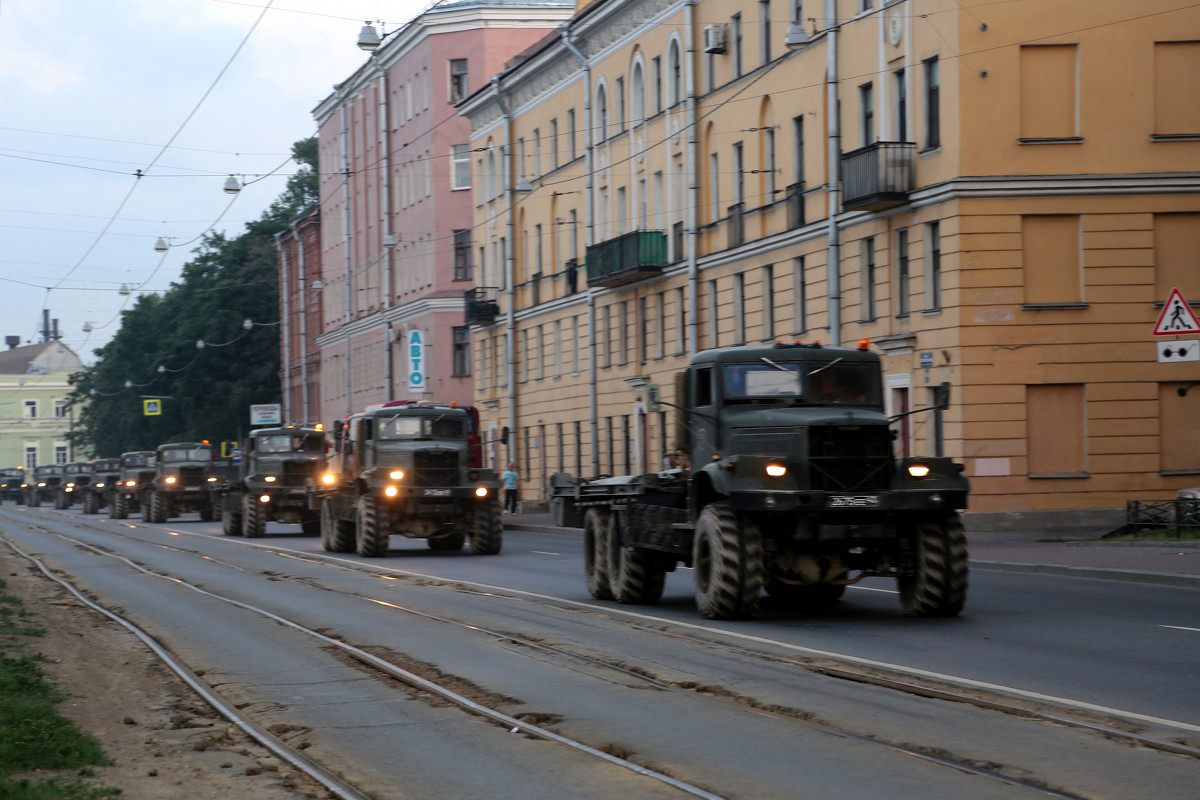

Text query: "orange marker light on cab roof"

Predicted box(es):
[858, 338, 870, 350]
[450, 401, 458, 408]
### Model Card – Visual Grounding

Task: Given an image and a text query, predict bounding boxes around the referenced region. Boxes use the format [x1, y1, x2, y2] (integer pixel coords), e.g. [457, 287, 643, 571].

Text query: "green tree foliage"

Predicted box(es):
[66, 138, 318, 457]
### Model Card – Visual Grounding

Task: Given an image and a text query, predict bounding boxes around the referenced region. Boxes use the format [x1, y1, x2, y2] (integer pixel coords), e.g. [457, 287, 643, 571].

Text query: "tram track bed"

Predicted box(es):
[3, 504, 1199, 800]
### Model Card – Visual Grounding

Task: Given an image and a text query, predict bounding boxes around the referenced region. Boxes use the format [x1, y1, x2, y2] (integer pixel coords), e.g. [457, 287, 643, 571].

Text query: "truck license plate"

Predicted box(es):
[422, 488, 452, 496]
[829, 495, 880, 508]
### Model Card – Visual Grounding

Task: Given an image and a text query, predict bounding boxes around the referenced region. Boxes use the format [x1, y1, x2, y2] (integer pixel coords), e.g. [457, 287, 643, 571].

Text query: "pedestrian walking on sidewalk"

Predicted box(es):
[501, 463, 520, 515]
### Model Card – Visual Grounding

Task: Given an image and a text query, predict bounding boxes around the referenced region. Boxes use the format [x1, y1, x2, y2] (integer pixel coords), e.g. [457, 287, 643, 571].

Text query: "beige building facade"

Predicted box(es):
[461, 0, 1200, 525]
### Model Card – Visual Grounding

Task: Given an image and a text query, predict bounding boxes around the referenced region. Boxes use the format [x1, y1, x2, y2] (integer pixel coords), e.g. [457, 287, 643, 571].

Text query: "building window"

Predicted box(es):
[639, 297, 649, 363]
[596, 84, 608, 143]
[54, 445, 67, 464]
[759, 0, 771, 65]
[54, 400, 68, 418]
[793, 255, 807, 334]
[452, 326, 471, 377]
[1022, 215, 1081, 304]
[1020, 45, 1078, 140]
[572, 315, 581, 374]
[554, 319, 563, 377]
[536, 324, 545, 380]
[549, 118, 559, 169]
[676, 287, 687, 355]
[763, 127, 776, 199]
[449, 59, 468, 102]
[668, 40, 682, 106]
[24, 446, 36, 470]
[762, 264, 775, 340]
[925, 221, 942, 311]
[619, 301, 630, 366]
[567, 109, 577, 160]
[732, 141, 744, 206]
[707, 279, 720, 349]
[657, 292, 667, 358]
[709, 152, 721, 222]
[1155, 213, 1200, 298]
[601, 305, 611, 368]
[923, 56, 940, 149]
[894, 68, 907, 141]
[23, 400, 36, 419]
[453, 230, 472, 280]
[731, 14, 743, 80]
[631, 63, 646, 125]
[1027, 384, 1087, 476]
[897, 229, 910, 316]
[1154, 41, 1200, 136]
[615, 76, 626, 132]
[862, 238, 876, 321]
[652, 56, 663, 113]
[532, 129, 541, 179]
[451, 144, 470, 190]
[860, 82, 874, 146]
[792, 115, 805, 186]
[733, 272, 746, 345]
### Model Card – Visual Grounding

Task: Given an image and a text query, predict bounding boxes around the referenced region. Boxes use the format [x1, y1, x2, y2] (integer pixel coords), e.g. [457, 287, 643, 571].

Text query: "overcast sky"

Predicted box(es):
[0, 0, 428, 365]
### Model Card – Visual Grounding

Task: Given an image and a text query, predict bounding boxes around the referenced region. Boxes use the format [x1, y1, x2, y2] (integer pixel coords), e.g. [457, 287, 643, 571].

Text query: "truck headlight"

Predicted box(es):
[66, 482, 75, 488]
[207, 476, 217, 482]
[384, 486, 398, 497]
[165, 476, 177, 484]
[389, 470, 404, 480]
[125, 480, 136, 487]
[765, 464, 787, 478]
[907, 464, 931, 479]
[475, 487, 489, 497]
[95, 482, 105, 488]
[322, 473, 336, 485]
[264, 476, 276, 482]
[259, 494, 271, 503]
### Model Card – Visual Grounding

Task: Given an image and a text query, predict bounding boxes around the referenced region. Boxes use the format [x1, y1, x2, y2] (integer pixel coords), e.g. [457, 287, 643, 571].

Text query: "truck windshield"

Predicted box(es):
[723, 364, 803, 398]
[378, 415, 464, 440]
[257, 434, 324, 453]
[124, 455, 152, 467]
[806, 363, 881, 404]
[160, 448, 211, 462]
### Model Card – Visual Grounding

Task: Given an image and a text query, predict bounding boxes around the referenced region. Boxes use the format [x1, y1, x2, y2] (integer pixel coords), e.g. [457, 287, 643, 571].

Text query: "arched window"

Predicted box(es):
[486, 146, 497, 199]
[595, 83, 609, 143]
[631, 60, 646, 125]
[668, 39, 682, 107]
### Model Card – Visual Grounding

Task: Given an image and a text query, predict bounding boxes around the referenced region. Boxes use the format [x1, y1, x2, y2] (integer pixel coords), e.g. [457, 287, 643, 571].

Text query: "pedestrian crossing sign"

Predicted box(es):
[143, 399, 162, 416]
[1152, 287, 1200, 336]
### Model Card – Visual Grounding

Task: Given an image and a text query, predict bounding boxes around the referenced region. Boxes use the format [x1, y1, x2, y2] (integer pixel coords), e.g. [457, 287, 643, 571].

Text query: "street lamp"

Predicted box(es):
[223, 175, 242, 194]
[357, 22, 381, 51]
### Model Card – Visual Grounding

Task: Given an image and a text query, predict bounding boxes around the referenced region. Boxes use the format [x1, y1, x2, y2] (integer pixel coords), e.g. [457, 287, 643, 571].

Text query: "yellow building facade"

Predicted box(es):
[461, 0, 1200, 528]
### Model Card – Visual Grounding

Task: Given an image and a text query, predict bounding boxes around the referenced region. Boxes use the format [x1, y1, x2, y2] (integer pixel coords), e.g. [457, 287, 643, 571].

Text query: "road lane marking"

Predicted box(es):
[1160, 625, 1200, 633]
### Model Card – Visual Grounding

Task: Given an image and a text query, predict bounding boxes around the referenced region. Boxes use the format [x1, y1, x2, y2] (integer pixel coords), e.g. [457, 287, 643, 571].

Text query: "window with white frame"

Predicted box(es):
[449, 59, 468, 102]
[23, 400, 36, 418]
[451, 144, 470, 190]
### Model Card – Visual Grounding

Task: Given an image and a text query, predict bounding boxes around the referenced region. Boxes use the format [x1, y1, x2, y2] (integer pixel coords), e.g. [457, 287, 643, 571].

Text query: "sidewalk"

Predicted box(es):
[502, 513, 1200, 589]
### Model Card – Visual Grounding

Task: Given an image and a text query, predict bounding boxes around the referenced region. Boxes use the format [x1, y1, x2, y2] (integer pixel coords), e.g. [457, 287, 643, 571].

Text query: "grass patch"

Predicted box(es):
[1101, 527, 1200, 542]
[0, 578, 120, 799]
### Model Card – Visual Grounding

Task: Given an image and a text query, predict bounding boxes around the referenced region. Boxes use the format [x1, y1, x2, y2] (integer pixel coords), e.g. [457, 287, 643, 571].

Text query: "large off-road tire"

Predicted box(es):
[321, 497, 355, 553]
[469, 498, 503, 555]
[428, 530, 466, 551]
[242, 493, 266, 538]
[584, 508, 613, 600]
[149, 491, 170, 524]
[198, 501, 215, 522]
[898, 514, 968, 617]
[54, 490, 70, 510]
[112, 493, 128, 519]
[607, 512, 666, 604]
[692, 501, 764, 620]
[300, 516, 321, 536]
[28, 491, 40, 508]
[222, 499, 243, 536]
[82, 492, 100, 514]
[355, 495, 390, 558]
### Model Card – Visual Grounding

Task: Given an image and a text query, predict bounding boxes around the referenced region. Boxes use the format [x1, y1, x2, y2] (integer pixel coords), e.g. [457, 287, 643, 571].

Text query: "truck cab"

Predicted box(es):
[58, 462, 93, 509]
[141, 443, 218, 523]
[220, 426, 326, 538]
[111, 451, 156, 519]
[24, 464, 64, 507]
[0, 468, 24, 503]
[83, 458, 121, 514]
[318, 401, 502, 557]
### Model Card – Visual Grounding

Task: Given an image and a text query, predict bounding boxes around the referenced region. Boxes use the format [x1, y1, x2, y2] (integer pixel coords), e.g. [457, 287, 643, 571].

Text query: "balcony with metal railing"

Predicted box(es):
[464, 287, 500, 325]
[585, 230, 668, 288]
[841, 141, 915, 211]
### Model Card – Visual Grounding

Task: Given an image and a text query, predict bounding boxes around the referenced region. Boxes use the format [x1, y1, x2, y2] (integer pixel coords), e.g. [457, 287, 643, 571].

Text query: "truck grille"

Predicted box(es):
[413, 450, 460, 487]
[282, 460, 318, 485]
[808, 426, 892, 491]
[179, 466, 207, 486]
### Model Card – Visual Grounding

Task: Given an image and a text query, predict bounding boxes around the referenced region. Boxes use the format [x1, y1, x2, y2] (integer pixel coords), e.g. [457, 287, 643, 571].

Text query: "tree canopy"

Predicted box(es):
[67, 138, 317, 457]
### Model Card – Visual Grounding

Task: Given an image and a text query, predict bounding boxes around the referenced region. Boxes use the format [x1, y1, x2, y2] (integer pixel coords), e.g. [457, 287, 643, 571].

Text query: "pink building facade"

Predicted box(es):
[274, 205, 323, 426]
[311, 1, 572, 425]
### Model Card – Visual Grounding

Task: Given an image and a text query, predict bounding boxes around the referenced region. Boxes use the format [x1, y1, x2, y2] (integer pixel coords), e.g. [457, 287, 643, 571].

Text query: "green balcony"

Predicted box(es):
[585, 230, 667, 288]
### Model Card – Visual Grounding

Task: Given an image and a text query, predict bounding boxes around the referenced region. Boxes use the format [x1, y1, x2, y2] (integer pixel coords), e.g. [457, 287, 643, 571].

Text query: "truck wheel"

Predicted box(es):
[300, 516, 321, 536]
[607, 513, 666, 604]
[82, 492, 100, 514]
[899, 515, 968, 617]
[242, 494, 266, 538]
[469, 498, 503, 555]
[198, 502, 215, 523]
[28, 492, 39, 508]
[222, 501, 243, 536]
[428, 530, 466, 551]
[356, 495, 389, 557]
[583, 508, 614, 600]
[112, 494, 127, 519]
[693, 502, 764, 620]
[321, 498, 355, 553]
[149, 491, 170, 524]
[54, 491, 69, 510]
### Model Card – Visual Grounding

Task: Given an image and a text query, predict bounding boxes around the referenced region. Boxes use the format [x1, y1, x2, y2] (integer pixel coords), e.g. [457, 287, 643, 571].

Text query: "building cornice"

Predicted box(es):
[315, 296, 467, 349]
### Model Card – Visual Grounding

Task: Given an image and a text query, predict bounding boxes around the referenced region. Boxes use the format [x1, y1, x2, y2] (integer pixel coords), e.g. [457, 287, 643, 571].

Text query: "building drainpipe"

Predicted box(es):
[340, 103, 354, 416]
[492, 76, 519, 467]
[684, 0, 699, 356]
[274, 232, 292, 424]
[375, 64, 395, 400]
[825, 0, 842, 346]
[562, 27, 599, 477]
[293, 224, 310, 424]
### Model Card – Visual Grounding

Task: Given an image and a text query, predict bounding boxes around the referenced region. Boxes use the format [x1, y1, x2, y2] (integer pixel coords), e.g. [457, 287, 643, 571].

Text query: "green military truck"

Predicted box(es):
[24, 464, 64, 507]
[81, 458, 121, 514]
[219, 426, 326, 538]
[110, 451, 156, 519]
[57, 462, 92, 509]
[139, 442, 220, 523]
[550, 341, 970, 621]
[317, 401, 502, 557]
[0, 468, 24, 504]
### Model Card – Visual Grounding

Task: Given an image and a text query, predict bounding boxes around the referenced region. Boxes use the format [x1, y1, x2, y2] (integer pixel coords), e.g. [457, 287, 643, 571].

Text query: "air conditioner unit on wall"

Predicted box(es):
[703, 24, 727, 54]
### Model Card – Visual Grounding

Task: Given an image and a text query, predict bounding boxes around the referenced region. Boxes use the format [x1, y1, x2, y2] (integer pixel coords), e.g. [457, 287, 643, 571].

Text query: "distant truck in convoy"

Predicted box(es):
[57, 462, 93, 509]
[24, 464, 64, 507]
[316, 401, 502, 557]
[0, 468, 24, 503]
[110, 451, 156, 519]
[218, 426, 326, 537]
[549, 341, 970, 621]
[82, 458, 121, 514]
[138, 442, 221, 523]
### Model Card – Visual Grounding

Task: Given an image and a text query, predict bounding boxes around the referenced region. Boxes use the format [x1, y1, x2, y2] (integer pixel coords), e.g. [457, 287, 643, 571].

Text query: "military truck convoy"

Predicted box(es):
[549, 341, 970, 620]
[216, 426, 325, 538]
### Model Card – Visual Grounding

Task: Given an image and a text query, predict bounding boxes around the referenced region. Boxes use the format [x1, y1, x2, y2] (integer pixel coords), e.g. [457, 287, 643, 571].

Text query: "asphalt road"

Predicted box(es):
[3, 504, 1198, 799]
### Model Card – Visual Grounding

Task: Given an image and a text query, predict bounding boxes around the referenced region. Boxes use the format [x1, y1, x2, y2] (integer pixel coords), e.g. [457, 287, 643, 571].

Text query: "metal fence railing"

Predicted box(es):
[1124, 499, 1200, 537]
